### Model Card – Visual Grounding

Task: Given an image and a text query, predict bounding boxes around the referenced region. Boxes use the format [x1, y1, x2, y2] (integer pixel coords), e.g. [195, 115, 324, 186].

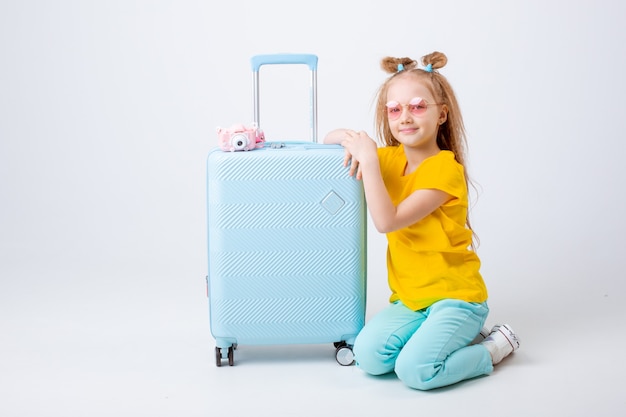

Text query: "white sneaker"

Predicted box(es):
[480, 324, 520, 365]
[470, 326, 491, 345]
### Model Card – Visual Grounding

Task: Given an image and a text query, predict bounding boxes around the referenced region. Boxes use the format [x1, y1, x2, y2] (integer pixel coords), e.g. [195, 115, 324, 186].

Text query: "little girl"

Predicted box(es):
[325, 52, 520, 390]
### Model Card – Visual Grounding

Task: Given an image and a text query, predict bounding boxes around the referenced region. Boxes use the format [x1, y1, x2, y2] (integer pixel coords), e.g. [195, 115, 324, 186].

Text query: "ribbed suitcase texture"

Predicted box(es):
[207, 142, 367, 365]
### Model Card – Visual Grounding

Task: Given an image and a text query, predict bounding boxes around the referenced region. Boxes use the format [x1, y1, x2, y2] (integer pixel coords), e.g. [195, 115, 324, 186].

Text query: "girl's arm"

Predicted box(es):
[341, 131, 450, 233]
[323, 128, 349, 145]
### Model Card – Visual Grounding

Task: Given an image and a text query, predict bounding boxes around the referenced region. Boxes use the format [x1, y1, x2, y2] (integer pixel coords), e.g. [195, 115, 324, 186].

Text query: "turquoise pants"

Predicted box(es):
[353, 299, 494, 390]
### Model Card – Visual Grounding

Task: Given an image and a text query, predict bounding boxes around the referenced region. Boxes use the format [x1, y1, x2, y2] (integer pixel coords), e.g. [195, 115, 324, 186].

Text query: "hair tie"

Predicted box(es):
[424, 64, 433, 73]
[397, 64, 404, 72]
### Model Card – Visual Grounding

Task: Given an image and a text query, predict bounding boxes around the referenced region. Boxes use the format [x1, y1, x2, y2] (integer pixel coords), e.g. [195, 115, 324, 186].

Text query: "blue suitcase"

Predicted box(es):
[206, 54, 367, 366]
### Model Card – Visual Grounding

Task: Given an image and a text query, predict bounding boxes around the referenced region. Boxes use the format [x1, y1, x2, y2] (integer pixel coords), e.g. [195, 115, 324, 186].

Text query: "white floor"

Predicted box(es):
[1, 263, 623, 417]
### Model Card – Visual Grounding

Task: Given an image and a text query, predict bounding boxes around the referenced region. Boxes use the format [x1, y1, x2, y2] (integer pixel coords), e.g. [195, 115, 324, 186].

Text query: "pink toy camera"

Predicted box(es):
[217, 123, 265, 152]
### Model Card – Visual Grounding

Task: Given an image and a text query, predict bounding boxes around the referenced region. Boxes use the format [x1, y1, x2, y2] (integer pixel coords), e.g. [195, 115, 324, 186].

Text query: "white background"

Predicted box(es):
[1, 1, 625, 416]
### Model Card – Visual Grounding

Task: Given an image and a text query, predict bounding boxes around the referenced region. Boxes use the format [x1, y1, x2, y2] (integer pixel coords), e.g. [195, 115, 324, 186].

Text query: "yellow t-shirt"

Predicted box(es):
[378, 146, 488, 311]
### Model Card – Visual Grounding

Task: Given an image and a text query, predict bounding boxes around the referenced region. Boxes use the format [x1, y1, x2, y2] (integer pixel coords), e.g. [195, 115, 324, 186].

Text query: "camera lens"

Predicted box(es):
[230, 133, 249, 151]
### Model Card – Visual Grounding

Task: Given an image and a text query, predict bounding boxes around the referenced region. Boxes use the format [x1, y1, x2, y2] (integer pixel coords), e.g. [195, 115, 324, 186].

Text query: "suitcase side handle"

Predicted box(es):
[251, 53, 318, 143]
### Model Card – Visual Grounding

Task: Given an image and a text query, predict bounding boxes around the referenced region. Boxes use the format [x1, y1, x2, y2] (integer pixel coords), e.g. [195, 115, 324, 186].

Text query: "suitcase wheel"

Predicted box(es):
[215, 346, 235, 367]
[334, 342, 355, 366]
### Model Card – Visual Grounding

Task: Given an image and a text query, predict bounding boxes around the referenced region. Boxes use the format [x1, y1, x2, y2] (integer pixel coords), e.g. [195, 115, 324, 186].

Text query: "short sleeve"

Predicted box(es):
[412, 151, 466, 200]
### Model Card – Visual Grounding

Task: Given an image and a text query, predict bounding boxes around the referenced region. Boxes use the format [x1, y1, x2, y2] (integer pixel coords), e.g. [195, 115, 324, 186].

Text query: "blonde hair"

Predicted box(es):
[374, 52, 479, 246]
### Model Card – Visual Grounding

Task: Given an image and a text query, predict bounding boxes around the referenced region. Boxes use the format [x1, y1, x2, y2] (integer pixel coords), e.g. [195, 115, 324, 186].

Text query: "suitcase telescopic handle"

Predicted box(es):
[251, 53, 319, 143]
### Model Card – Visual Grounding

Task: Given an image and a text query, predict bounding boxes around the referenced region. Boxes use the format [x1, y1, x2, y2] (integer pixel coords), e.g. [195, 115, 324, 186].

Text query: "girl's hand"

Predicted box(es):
[341, 130, 377, 180]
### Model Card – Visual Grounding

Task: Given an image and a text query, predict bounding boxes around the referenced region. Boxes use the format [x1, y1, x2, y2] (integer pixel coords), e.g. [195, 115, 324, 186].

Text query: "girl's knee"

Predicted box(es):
[396, 368, 438, 390]
[395, 352, 439, 390]
[353, 338, 396, 376]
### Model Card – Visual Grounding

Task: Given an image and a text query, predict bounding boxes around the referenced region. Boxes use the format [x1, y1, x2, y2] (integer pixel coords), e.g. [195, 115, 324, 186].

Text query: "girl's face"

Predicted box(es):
[385, 75, 447, 151]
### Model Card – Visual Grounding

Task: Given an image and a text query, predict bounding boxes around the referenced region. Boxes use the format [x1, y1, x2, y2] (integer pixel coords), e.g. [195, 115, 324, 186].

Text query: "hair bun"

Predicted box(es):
[380, 56, 417, 74]
[422, 52, 447, 70]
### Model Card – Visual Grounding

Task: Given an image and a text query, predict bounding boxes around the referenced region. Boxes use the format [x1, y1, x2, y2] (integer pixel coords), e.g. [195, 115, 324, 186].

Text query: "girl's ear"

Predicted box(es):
[438, 104, 448, 125]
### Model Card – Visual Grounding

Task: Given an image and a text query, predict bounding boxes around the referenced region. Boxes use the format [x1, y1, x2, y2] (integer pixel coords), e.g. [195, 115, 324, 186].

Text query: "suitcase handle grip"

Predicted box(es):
[251, 53, 318, 143]
[251, 54, 318, 72]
